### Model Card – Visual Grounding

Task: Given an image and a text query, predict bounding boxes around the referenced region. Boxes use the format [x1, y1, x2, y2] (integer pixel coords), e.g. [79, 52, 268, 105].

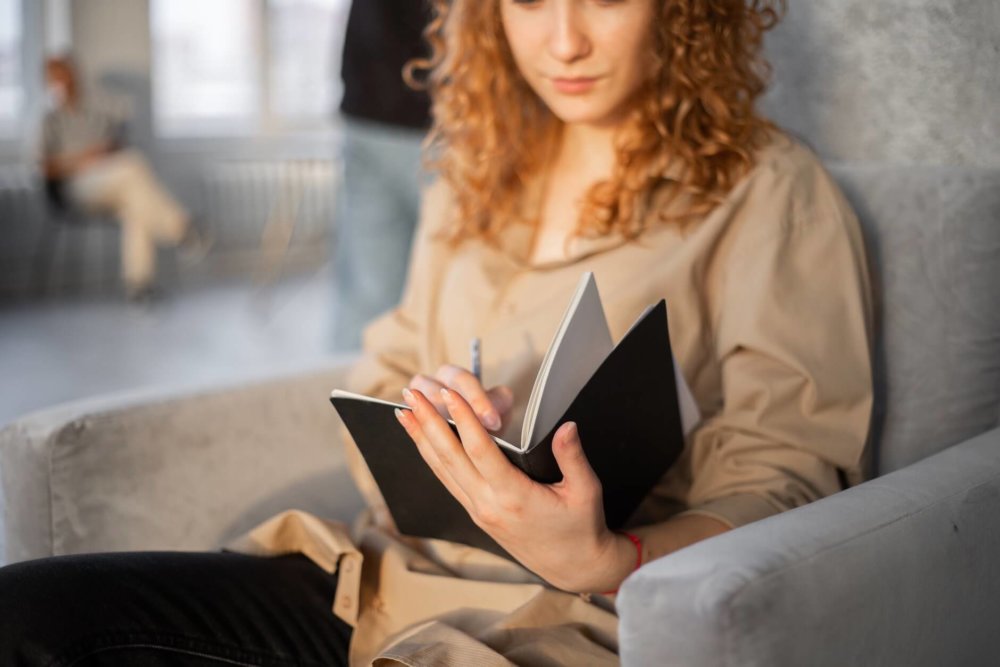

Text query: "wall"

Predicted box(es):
[761, 0, 1000, 167]
[72, 0, 151, 84]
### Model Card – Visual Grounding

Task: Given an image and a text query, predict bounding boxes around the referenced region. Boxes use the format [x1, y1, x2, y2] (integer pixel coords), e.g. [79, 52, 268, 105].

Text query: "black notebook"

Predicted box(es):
[330, 273, 691, 559]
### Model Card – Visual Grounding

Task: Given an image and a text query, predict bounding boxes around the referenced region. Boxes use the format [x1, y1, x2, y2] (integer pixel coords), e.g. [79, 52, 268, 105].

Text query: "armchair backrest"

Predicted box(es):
[828, 164, 1000, 474]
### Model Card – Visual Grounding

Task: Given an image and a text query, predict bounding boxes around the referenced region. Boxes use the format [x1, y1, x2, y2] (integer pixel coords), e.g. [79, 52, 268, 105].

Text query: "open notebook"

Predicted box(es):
[331, 273, 700, 558]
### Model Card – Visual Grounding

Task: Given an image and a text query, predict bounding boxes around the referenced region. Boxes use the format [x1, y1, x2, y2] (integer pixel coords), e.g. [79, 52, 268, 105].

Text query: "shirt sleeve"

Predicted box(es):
[680, 164, 875, 529]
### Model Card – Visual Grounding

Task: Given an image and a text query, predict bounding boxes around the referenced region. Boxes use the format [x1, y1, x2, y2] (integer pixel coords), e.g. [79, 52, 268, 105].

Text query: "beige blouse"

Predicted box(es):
[230, 133, 874, 666]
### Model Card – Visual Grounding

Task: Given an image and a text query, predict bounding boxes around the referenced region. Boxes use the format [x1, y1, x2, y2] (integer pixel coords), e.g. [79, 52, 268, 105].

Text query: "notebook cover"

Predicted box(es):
[330, 300, 683, 559]
[512, 300, 684, 528]
[330, 396, 512, 557]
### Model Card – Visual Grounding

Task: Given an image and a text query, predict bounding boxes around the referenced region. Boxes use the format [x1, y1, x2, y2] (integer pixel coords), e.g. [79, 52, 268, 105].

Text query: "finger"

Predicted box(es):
[402, 388, 485, 496]
[434, 364, 502, 431]
[486, 385, 515, 417]
[551, 422, 601, 499]
[408, 374, 448, 417]
[394, 405, 475, 513]
[439, 387, 526, 493]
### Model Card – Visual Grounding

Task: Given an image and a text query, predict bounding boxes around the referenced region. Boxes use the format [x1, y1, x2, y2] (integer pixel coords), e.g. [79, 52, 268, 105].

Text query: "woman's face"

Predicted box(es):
[500, 0, 657, 129]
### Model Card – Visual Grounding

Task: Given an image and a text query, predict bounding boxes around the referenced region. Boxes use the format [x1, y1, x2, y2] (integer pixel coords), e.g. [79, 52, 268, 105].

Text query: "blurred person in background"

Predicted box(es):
[329, 0, 432, 350]
[42, 56, 204, 301]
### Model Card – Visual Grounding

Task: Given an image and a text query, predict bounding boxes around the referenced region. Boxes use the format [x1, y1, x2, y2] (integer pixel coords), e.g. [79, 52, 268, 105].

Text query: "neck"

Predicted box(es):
[554, 121, 619, 182]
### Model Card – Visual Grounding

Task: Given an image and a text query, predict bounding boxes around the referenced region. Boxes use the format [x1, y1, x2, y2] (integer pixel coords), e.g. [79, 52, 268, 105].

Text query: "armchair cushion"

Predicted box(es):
[827, 165, 1000, 473]
[1, 363, 365, 565]
[617, 426, 1000, 667]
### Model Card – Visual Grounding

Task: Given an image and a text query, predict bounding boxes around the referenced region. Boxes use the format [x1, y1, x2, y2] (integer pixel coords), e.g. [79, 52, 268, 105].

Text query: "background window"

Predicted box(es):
[151, 0, 348, 137]
[151, 0, 262, 136]
[268, 0, 348, 124]
[0, 0, 22, 136]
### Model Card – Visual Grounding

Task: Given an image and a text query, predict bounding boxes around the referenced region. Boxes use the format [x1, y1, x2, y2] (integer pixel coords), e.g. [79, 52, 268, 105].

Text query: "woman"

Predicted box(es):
[42, 56, 201, 301]
[0, 0, 872, 665]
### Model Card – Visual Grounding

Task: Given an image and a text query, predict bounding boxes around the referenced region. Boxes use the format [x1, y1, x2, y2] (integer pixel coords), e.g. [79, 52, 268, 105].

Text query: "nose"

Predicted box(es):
[547, 2, 591, 63]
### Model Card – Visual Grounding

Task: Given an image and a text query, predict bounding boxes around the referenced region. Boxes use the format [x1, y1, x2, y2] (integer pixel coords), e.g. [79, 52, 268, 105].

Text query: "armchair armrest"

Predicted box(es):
[1, 360, 365, 565]
[618, 426, 1000, 667]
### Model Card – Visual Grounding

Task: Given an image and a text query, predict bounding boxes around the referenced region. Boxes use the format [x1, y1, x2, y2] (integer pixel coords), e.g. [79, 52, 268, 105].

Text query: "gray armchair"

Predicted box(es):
[3, 164, 999, 666]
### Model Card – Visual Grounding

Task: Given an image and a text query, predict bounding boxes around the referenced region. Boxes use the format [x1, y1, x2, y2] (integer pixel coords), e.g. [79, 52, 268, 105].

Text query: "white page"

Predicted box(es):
[522, 273, 613, 449]
[330, 389, 522, 452]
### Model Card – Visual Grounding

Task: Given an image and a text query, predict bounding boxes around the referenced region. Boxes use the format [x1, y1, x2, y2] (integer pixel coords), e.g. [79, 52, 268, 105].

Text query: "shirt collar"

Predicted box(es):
[494, 153, 687, 270]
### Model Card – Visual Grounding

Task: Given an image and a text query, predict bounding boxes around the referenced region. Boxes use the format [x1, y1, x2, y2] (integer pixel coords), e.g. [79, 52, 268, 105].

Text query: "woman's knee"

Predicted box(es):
[0, 552, 232, 664]
[0, 555, 102, 663]
[0, 552, 351, 666]
[0, 555, 77, 620]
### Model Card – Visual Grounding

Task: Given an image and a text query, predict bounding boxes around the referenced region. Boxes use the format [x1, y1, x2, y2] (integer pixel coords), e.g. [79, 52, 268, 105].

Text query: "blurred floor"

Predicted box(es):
[0, 266, 339, 427]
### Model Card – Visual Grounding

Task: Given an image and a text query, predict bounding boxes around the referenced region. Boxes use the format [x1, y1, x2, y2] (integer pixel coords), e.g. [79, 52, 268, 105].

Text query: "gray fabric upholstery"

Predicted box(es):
[0, 365, 364, 564]
[828, 165, 1000, 473]
[617, 426, 1000, 667]
[760, 1, 1000, 167]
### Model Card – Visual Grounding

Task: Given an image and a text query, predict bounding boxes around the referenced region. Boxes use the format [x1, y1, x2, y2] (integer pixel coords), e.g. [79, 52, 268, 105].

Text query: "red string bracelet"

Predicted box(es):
[601, 530, 643, 595]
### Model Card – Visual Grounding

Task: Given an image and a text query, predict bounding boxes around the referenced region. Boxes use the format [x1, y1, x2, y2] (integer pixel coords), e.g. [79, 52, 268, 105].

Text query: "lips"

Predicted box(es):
[550, 77, 600, 94]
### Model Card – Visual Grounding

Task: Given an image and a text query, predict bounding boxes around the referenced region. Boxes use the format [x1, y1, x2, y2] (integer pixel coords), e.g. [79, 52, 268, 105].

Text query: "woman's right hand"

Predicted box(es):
[408, 364, 514, 433]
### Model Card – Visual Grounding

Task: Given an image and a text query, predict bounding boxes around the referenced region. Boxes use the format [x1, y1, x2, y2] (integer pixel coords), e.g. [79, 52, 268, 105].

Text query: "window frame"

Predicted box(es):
[0, 0, 24, 140]
[0, 0, 44, 160]
[149, 0, 346, 140]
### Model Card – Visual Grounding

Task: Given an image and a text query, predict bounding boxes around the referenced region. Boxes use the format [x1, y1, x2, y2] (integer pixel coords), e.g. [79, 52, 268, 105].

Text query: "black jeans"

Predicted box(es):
[0, 551, 352, 666]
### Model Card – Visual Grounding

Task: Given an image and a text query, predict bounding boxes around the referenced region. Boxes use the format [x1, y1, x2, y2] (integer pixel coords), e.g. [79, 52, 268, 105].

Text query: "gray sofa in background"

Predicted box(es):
[2, 164, 999, 666]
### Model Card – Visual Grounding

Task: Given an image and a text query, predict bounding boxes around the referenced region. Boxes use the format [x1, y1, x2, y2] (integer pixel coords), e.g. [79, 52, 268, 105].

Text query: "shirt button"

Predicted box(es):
[340, 595, 353, 609]
[342, 559, 354, 573]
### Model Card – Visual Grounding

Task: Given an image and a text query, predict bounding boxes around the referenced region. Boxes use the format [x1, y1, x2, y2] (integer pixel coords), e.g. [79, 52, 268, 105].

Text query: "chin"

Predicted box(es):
[544, 99, 621, 127]
[554, 111, 622, 128]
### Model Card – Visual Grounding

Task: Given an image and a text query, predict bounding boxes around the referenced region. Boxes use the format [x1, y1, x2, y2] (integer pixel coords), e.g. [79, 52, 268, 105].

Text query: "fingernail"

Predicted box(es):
[394, 408, 405, 423]
[484, 411, 501, 431]
[402, 387, 414, 404]
[439, 387, 451, 402]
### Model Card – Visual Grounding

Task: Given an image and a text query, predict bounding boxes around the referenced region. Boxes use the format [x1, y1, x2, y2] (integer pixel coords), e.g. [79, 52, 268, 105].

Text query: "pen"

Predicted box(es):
[470, 337, 481, 383]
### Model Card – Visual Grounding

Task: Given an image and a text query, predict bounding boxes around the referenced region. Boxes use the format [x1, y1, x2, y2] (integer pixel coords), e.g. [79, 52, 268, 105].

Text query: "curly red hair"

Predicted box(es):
[407, 0, 786, 243]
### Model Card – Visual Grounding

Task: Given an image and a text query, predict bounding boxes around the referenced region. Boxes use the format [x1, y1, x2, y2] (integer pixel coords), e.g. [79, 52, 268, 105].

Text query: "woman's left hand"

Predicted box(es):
[396, 386, 636, 593]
